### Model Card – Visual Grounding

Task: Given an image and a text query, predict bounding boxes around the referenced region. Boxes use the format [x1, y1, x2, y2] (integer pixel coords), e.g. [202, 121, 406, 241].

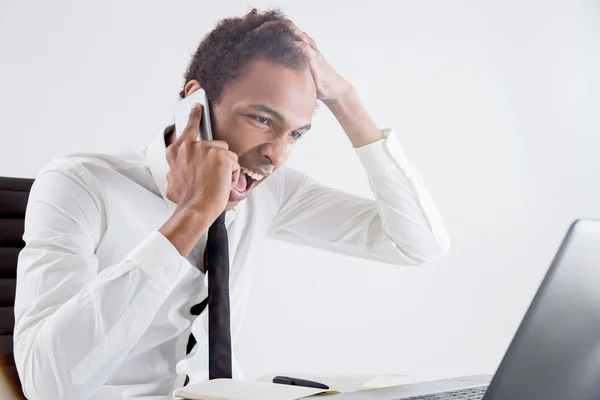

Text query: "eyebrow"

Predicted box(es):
[249, 104, 312, 131]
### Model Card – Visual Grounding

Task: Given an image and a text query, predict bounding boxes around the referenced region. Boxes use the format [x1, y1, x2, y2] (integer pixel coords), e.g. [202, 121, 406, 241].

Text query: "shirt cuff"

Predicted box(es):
[125, 230, 191, 295]
[354, 128, 411, 177]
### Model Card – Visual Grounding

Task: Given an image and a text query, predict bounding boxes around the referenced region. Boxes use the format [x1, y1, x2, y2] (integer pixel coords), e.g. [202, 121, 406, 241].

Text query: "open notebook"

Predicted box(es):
[173, 373, 412, 400]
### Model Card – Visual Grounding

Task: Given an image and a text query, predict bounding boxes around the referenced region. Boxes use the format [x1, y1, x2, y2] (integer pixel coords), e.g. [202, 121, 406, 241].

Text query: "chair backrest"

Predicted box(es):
[0, 177, 34, 399]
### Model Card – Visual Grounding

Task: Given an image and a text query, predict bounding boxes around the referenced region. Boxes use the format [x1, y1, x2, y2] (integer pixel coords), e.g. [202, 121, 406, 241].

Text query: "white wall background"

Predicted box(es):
[1, 0, 599, 382]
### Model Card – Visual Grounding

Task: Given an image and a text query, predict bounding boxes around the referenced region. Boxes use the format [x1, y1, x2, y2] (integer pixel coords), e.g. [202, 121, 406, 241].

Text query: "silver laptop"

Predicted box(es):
[329, 219, 600, 400]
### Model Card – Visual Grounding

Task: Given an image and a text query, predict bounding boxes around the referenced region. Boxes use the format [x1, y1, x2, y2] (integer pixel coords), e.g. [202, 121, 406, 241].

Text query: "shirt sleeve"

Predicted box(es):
[269, 129, 450, 266]
[13, 160, 191, 400]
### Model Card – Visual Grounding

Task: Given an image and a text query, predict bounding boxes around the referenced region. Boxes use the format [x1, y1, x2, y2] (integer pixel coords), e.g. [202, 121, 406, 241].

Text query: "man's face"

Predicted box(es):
[186, 58, 317, 210]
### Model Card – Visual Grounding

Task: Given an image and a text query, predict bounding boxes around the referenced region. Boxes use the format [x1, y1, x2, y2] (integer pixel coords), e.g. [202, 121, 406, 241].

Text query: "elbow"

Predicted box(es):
[20, 379, 64, 400]
[19, 375, 59, 400]
[390, 234, 451, 266]
[427, 233, 451, 263]
[15, 344, 59, 400]
[14, 332, 76, 400]
[414, 228, 451, 265]
[416, 241, 450, 265]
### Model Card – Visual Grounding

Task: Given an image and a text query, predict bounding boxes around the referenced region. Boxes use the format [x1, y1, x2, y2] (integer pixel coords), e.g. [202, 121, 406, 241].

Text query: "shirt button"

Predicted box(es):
[163, 265, 173, 277]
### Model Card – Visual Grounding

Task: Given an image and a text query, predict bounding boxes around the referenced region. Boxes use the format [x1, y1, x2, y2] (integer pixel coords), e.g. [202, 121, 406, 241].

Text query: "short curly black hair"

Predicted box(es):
[179, 8, 309, 104]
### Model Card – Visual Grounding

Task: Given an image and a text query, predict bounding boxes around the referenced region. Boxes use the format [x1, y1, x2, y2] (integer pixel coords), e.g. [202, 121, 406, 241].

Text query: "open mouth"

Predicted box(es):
[231, 167, 266, 199]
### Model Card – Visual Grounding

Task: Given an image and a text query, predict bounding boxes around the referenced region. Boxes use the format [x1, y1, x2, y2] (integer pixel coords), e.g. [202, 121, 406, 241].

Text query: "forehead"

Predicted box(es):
[219, 59, 317, 125]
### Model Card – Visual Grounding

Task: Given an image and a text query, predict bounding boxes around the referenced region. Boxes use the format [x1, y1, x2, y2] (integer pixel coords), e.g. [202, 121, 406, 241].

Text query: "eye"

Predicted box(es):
[251, 115, 269, 125]
[290, 131, 303, 140]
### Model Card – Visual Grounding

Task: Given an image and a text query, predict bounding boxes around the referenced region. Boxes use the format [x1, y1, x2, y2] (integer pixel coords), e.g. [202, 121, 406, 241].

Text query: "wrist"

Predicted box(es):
[159, 206, 214, 257]
[178, 198, 221, 221]
[176, 205, 214, 225]
[322, 82, 356, 109]
[324, 87, 384, 147]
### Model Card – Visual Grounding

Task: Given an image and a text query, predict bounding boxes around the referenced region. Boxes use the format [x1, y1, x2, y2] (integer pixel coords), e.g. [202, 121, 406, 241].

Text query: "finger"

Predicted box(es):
[256, 19, 306, 43]
[302, 31, 318, 49]
[202, 142, 238, 162]
[283, 20, 317, 49]
[177, 102, 203, 143]
[231, 160, 241, 175]
[205, 140, 229, 150]
[291, 40, 318, 57]
[225, 149, 239, 163]
[282, 19, 303, 38]
[230, 162, 241, 189]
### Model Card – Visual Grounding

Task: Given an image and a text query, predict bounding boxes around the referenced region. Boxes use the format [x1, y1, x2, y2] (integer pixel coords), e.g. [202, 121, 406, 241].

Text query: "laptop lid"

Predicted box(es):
[485, 219, 600, 400]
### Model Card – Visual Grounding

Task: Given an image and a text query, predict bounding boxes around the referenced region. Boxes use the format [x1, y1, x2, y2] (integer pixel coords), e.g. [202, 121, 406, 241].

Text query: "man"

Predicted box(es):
[13, 8, 449, 400]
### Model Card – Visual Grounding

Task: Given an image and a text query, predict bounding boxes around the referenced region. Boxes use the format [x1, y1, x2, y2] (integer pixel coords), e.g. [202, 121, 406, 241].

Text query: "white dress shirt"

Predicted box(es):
[13, 127, 449, 400]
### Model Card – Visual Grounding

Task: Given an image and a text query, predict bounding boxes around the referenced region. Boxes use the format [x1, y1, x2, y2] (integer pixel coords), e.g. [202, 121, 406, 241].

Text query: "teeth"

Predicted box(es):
[242, 167, 264, 181]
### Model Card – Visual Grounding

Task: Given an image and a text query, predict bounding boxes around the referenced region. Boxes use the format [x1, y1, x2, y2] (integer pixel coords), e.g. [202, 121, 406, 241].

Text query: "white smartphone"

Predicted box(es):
[173, 88, 213, 141]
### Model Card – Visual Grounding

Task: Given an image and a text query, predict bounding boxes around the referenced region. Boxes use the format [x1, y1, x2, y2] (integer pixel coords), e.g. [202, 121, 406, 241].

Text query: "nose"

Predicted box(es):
[259, 137, 288, 169]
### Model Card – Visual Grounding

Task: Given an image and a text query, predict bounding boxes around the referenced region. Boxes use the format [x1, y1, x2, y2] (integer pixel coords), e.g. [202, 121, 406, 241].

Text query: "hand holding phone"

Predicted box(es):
[165, 100, 240, 220]
[158, 91, 240, 257]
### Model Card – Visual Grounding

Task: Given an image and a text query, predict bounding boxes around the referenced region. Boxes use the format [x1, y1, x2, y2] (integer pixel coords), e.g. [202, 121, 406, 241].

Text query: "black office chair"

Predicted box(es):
[0, 176, 34, 399]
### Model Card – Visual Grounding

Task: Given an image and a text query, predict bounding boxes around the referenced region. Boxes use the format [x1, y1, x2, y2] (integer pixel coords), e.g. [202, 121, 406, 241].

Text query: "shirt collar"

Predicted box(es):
[146, 125, 237, 221]
[146, 125, 177, 213]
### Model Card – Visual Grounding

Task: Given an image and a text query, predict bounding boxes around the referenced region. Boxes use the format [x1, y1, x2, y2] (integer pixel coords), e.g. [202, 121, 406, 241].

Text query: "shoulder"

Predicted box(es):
[39, 145, 147, 180]
[31, 145, 149, 214]
[37, 144, 147, 186]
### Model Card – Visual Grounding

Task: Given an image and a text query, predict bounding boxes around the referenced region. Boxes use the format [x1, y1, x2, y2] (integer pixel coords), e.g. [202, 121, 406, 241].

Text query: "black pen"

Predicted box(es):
[273, 376, 330, 390]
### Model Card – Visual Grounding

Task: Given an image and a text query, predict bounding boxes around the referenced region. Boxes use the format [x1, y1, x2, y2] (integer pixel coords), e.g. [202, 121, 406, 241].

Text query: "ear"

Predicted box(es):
[184, 80, 202, 97]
